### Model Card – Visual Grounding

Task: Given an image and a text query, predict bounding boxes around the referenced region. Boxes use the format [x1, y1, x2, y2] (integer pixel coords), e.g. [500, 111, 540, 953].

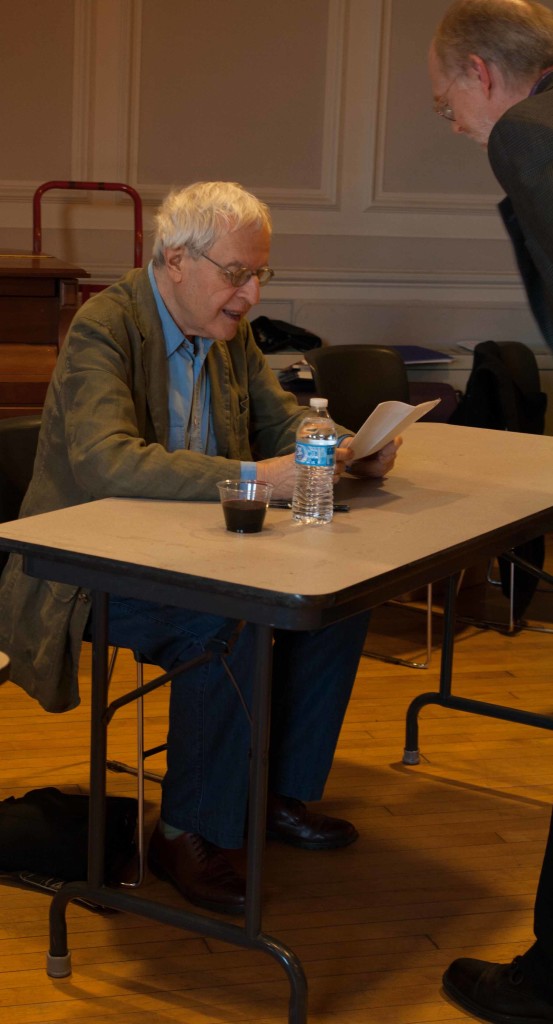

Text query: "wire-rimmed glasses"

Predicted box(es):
[433, 72, 462, 121]
[201, 253, 274, 287]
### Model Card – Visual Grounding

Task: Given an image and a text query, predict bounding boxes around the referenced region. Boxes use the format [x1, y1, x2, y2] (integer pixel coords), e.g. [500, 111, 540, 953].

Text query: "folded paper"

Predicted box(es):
[349, 399, 441, 459]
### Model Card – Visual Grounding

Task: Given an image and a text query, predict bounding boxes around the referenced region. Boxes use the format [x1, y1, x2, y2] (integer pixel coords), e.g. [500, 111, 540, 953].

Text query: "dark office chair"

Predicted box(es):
[453, 340, 551, 633]
[305, 345, 433, 668]
[0, 415, 162, 885]
[0, 419, 38, 701]
[305, 344, 410, 432]
[0, 416, 42, 572]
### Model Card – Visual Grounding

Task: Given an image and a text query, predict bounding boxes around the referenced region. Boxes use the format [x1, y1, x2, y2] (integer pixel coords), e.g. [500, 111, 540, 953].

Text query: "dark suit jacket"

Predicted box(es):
[488, 75, 553, 349]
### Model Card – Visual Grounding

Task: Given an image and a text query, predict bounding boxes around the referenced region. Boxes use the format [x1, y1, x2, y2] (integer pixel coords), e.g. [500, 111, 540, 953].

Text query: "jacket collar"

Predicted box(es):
[531, 68, 553, 95]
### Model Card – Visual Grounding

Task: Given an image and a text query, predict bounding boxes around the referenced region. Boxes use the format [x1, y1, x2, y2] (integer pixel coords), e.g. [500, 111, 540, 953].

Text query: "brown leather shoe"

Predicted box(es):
[147, 823, 246, 915]
[443, 955, 553, 1024]
[266, 794, 358, 850]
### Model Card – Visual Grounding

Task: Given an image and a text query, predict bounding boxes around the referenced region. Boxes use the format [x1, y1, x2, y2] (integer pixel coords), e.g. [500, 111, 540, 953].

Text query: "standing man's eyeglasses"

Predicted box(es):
[201, 253, 275, 287]
[433, 72, 462, 121]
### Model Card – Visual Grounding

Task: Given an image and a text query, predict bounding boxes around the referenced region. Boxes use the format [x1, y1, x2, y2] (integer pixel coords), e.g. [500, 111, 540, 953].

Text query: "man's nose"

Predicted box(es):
[239, 275, 261, 304]
[452, 121, 464, 135]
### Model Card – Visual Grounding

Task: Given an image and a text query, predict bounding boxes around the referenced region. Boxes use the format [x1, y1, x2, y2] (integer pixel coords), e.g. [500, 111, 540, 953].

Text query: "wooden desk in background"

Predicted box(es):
[0, 250, 88, 418]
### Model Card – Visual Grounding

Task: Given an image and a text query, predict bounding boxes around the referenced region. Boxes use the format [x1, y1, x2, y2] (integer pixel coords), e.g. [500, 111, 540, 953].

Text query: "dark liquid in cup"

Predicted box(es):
[222, 499, 266, 533]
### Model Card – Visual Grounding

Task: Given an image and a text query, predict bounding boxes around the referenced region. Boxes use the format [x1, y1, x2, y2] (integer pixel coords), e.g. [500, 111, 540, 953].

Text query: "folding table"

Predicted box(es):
[1, 422, 553, 1023]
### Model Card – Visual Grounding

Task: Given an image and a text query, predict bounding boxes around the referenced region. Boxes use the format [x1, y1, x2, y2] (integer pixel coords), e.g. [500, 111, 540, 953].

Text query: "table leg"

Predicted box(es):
[88, 589, 110, 886]
[403, 574, 459, 764]
[246, 623, 308, 1020]
[47, 601, 308, 1021]
[403, 570, 553, 766]
[47, 589, 110, 977]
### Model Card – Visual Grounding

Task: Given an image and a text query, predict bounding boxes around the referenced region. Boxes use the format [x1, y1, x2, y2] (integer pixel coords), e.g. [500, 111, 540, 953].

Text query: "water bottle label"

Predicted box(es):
[295, 439, 336, 468]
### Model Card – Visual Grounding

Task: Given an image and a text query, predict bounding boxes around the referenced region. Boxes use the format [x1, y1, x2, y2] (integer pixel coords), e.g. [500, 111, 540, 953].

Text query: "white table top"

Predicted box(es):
[0, 422, 552, 628]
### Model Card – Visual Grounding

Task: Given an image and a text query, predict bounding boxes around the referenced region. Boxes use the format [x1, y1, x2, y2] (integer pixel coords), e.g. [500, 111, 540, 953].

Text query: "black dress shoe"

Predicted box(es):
[148, 823, 246, 915]
[443, 955, 553, 1023]
[266, 794, 358, 850]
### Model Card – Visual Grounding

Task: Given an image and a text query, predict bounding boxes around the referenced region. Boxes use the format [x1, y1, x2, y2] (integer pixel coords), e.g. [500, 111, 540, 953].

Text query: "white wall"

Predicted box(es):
[1, 0, 551, 364]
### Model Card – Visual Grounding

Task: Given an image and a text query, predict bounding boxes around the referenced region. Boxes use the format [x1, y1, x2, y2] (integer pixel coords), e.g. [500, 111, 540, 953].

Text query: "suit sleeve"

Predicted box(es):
[489, 106, 553, 270]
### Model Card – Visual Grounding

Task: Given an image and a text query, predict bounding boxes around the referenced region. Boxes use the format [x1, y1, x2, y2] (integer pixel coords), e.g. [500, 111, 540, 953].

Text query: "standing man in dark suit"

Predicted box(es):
[429, 2, 553, 1022]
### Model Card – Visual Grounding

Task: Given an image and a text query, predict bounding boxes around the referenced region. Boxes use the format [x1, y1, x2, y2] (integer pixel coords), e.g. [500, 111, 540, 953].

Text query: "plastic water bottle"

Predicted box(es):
[291, 397, 337, 524]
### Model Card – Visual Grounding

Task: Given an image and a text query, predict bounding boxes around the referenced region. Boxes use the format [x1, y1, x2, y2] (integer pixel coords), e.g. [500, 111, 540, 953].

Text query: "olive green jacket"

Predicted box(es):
[0, 268, 307, 712]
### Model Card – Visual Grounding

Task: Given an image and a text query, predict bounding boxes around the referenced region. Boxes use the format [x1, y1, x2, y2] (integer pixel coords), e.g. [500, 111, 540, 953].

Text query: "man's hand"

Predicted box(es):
[257, 445, 354, 496]
[256, 436, 401, 498]
[339, 435, 402, 478]
[256, 454, 297, 498]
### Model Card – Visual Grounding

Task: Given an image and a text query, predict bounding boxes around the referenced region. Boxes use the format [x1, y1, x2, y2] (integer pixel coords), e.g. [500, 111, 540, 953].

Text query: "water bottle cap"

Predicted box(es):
[309, 397, 328, 409]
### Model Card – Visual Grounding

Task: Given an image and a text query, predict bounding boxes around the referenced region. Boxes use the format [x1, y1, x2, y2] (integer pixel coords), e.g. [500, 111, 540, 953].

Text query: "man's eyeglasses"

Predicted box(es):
[201, 252, 274, 287]
[433, 72, 461, 121]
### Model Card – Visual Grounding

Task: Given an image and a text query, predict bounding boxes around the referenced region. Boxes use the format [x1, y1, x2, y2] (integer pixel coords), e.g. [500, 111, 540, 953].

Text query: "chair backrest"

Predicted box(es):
[305, 345, 410, 433]
[451, 340, 547, 434]
[0, 415, 41, 571]
[450, 341, 547, 617]
[408, 380, 460, 422]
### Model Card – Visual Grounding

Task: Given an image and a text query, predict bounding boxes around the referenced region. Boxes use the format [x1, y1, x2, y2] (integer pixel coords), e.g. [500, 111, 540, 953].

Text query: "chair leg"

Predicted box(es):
[507, 557, 553, 635]
[120, 660, 146, 887]
[460, 554, 553, 635]
[106, 656, 165, 887]
[508, 559, 515, 635]
[107, 646, 119, 683]
[363, 583, 433, 670]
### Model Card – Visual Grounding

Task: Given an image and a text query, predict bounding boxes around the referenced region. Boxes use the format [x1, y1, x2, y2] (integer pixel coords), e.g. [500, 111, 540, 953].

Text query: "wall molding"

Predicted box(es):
[372, 0, 499, 214]
[370, 189, 503, 212]
[129, 0, 348, 210]
[0, 0, 92, 203]
[127, 0, 143, 194]
[75, 261, 527, 303]
[267, 268, 530, 306]
[88, 0, 135, 183]
[71, 0, 94, 179]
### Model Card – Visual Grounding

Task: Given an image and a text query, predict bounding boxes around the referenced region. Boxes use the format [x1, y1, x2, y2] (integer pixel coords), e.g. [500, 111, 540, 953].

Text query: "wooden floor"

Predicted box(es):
[1, 561, 552, 1024]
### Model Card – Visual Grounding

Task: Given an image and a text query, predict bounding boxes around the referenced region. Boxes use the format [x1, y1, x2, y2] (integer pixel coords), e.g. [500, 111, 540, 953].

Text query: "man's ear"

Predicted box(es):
[467, 53, 493, 96]
[164, 247, 185, 281]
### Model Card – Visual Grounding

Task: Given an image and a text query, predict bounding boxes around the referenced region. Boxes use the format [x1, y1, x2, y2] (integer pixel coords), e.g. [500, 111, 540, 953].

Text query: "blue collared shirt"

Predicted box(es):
[148, 262, 256, 477]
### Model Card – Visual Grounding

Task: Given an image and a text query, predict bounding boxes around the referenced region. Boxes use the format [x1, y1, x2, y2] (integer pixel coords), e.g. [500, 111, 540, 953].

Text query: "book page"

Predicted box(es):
[348, 399, 441, 460]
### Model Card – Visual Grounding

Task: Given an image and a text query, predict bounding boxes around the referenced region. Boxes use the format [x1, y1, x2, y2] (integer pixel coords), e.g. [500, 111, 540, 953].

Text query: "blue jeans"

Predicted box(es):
[104, 597, 371, 848]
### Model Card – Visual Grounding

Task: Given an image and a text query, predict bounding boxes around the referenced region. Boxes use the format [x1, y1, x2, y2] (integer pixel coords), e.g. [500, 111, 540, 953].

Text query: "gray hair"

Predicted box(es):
[434, 0, 553, 83]
[152, 181, 272, 266]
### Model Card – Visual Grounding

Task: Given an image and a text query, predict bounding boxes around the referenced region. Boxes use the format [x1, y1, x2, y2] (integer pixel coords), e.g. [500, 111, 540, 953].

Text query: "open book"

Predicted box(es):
[348, 398, 441, 460]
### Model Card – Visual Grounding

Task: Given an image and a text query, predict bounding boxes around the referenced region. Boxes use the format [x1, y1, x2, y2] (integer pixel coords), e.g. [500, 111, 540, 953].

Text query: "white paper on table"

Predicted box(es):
[348, 399, 441, 460]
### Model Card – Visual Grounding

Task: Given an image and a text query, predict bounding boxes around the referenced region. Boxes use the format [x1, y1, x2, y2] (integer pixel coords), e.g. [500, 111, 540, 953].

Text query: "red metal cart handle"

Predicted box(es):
[32, 180, 143, 268]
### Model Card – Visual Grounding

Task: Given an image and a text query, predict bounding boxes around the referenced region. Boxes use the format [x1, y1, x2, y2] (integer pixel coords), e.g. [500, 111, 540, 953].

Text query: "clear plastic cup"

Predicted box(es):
[216, 479, 274, 533]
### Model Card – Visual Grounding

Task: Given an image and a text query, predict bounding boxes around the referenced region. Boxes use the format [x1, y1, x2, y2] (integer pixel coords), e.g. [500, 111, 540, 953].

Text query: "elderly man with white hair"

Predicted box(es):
[0, 180, 399, 916]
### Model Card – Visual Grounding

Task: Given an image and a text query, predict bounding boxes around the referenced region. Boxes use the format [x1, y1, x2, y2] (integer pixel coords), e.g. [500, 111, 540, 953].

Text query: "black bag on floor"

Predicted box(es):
[0, 787, 137, 883]
[250, 316, 322, 354]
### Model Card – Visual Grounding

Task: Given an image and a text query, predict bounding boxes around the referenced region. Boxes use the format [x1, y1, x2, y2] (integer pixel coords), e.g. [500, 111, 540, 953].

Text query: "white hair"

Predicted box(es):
[152, 181, 272, 266]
